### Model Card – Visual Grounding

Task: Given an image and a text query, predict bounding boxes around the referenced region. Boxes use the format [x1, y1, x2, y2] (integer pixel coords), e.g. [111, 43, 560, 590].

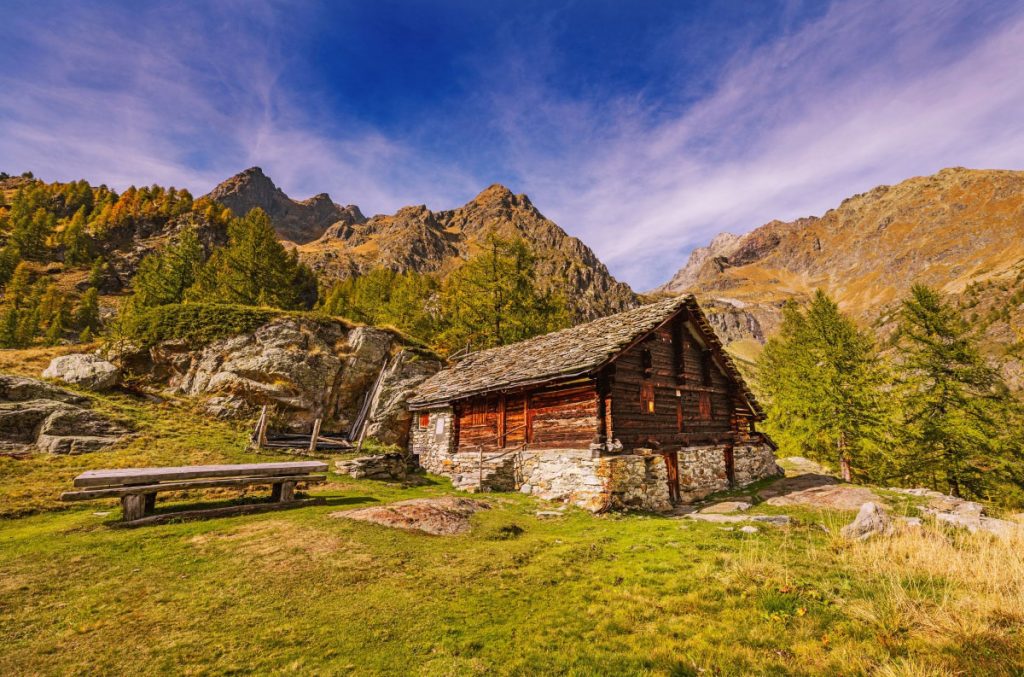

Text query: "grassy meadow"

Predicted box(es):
[1, 367, 1022, 675]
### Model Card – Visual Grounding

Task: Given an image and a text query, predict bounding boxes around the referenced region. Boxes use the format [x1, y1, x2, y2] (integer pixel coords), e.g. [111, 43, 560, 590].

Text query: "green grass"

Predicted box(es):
[1, 388, 1022, 675]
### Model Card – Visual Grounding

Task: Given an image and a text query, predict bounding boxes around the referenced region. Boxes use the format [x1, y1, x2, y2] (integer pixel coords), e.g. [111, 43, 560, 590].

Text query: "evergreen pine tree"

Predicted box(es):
[189, 209, 317, 310]
[74, 287, 101, 332]
[437, 232, 570, 352]
[61, 207, 91, 266]
[895, 284, 1022, 499]
[130, 227, 205, 308]
[758, 290, 892, 481]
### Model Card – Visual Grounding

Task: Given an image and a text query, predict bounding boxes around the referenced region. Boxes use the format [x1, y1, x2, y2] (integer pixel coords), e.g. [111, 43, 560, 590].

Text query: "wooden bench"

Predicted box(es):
[61, 461, 329, 525]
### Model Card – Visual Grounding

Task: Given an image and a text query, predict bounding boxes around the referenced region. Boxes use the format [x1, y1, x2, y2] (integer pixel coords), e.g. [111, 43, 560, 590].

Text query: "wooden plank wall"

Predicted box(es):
[608, 312, 735, 451]
[454, 383, 598, 453]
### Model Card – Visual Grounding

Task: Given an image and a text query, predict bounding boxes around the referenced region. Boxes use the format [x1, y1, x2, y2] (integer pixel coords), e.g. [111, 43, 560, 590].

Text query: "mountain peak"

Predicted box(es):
[205, 168, 356, 244]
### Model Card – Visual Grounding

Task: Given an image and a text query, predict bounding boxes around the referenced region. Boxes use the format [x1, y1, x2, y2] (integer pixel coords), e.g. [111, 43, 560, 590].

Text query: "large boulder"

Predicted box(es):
[0, 375, 88, 404]
[120, 317, 441, 446]
[42, 354, 120, 391]
[0, 376, 129, 455]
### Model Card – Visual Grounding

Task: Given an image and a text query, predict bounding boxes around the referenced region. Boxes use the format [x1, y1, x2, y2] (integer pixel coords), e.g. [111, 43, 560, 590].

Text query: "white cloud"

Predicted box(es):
[499, 0, 1024, 289]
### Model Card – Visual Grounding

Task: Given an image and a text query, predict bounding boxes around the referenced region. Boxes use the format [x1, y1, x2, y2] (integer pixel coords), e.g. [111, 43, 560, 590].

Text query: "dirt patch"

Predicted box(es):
[331, 497, 490, 535]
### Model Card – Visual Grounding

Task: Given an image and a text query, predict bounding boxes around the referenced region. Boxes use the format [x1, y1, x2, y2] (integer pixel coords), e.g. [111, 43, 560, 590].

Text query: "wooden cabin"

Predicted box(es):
[408, 295, 780, 511]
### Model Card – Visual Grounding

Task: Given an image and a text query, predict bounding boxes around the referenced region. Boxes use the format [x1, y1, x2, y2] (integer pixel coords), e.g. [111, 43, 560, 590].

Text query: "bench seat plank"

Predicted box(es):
[73, 461, 329, 488]
[61, 474, 327, 501]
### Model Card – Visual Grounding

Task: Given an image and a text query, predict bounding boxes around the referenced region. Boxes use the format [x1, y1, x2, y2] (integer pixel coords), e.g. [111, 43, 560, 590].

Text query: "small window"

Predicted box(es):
[640, 383, 655, 414]
[698, 391, 712, 420]
[641, 347, 654, 378]
[418, 412, 430, 429]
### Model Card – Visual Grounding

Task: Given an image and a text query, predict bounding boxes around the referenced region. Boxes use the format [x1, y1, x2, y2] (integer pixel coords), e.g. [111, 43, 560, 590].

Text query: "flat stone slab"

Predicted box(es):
[699, 501, 752, 514]
[684, 513, 749, 523]
[764, 483, 885, 511]
[331, 497, 490, 535]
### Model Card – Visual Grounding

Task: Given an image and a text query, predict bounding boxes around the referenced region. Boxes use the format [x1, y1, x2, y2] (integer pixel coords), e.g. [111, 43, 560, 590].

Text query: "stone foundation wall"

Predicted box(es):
[677, 445, 730, 501]
[733, 440, 783, 486]
[677, 441, 782, 501]
[412, 410, 778, 511]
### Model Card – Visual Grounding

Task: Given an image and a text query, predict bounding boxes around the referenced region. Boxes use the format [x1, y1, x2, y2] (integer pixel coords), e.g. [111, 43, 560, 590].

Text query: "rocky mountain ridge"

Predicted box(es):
[206, 167, 364, 244]
[657, 167, 1024, 383]
[298, 182, 638, 320]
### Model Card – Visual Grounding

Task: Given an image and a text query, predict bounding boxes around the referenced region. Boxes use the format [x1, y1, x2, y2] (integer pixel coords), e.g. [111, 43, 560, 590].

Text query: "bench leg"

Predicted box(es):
[272, 481, 296, 503]
[144, 493, 156, 514]
[121, 494, 146, 522]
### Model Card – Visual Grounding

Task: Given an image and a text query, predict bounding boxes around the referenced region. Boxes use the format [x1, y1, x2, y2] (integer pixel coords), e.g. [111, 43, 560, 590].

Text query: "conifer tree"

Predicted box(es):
[758, 290, 891, 481]
[130, 227, 205, 308]
[74, 287, 101, 333]
[437, 231, 569, 352]
[189, 209, 317, 310]
[61, 207, 91, 266]
[12, 208, 55, 260]
[895, 284, 1023, 499]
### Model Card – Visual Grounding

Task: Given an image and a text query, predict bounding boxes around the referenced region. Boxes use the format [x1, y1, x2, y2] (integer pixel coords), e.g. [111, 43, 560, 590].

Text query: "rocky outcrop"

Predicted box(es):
[0, 376, 129, 455]
[656, 168, 1024, 373]
[121, 317, 442, 447]
[43, 354, 120, 391]
[206, 167, 364, 244]
[299, 183, 638, 321]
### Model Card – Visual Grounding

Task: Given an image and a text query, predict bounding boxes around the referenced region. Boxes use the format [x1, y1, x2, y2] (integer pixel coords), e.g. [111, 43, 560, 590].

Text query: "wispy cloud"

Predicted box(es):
[493, 0, 1024, 288]
[0, 2, 478, 214]
[1, 1, 1022, 289]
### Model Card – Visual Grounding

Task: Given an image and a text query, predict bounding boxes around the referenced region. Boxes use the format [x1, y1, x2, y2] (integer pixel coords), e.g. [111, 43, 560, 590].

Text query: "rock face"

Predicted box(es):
[657, 168, 1024, 380]
[0, 376, 129, 455]
[43, 353, 120, 391]
[206, 167, 364, 244]
[299, 184, 638, 321]
[330, 497, 489, 535]
[122, 317, 442, 447]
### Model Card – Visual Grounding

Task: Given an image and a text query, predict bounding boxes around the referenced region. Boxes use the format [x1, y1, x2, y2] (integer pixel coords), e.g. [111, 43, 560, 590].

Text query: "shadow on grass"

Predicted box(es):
[104, 494, 380, 528]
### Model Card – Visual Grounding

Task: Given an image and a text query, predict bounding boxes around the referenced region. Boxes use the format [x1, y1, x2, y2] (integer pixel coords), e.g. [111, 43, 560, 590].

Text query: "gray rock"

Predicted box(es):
[684, 513, 748, 523]
[0, 378, 129, 455]
[362, 350, 443, 447]
[841, 502, 892, 540]
[900, 517, 923, 527]
[0, 375, 86, 404]
[519, 484, 533, 494]
[751, 515, 792, 526]
[119, 317, 440, 448]
[739, 525, 759, 534]
[536, 511, 563, 519]
[43, 353, 120, 391]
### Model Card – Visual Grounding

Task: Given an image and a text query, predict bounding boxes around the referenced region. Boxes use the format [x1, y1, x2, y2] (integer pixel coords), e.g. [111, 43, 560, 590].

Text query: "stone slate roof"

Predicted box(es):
[409, 294, 764, 418]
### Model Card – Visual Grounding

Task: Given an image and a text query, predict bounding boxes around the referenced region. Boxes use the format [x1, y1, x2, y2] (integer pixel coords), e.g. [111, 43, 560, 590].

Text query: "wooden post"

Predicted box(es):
[121, 494, 146, 522]
[309, 418, 322, 453]
[478, 445, 483, 491]
[252, 405, 268, 449]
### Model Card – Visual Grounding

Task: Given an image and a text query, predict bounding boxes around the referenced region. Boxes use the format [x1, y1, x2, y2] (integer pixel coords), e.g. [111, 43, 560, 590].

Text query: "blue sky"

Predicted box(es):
[2, 1, 1024, 289]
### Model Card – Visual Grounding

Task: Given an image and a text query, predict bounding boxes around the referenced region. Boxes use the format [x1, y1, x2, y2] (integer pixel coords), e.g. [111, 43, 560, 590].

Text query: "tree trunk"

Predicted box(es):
[838, 433, 852, 482]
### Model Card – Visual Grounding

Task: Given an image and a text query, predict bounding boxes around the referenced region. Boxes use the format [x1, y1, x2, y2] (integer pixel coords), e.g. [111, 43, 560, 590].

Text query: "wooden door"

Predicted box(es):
[664, 451, 680, 504]
[724, 445, 735, 487]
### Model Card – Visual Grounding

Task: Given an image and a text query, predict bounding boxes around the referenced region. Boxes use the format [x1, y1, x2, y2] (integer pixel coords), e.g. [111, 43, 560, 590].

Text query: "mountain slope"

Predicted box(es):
[298, 184, 639, 320]
[658, 167, 1024, 384]
[206, 167, 364, 244]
